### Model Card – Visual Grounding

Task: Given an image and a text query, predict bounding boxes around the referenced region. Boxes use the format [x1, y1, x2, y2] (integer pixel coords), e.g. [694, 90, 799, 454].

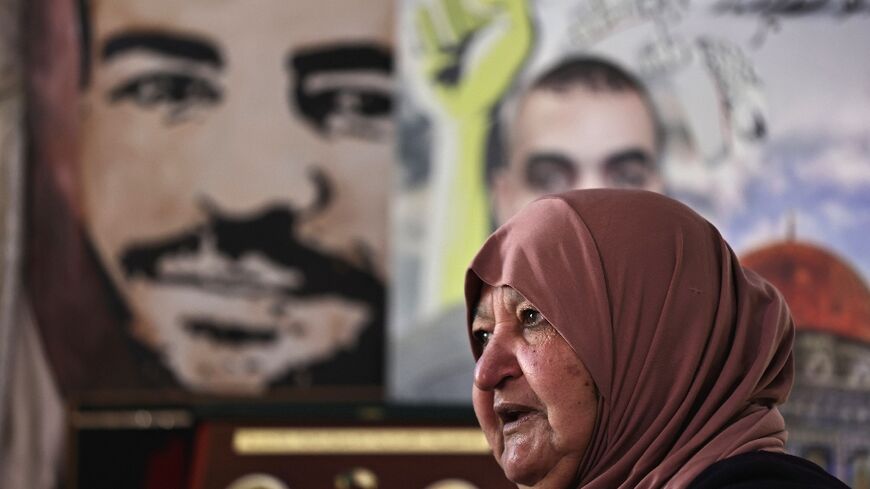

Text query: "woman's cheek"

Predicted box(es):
[472, 387, 502, 452]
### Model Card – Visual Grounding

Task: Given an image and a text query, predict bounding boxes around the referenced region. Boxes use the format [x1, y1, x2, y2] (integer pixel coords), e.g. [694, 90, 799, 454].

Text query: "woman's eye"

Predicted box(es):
[520, 308, 543, 327]
[108, 72, 222, 112]
[473, 329, 492, 347]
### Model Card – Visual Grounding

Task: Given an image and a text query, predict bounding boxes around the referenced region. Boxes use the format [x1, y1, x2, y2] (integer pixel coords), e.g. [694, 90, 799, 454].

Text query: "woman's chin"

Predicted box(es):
[504, 466, 541, 488]
[501, 447, 582, 489]
[500, 447, 545, 487]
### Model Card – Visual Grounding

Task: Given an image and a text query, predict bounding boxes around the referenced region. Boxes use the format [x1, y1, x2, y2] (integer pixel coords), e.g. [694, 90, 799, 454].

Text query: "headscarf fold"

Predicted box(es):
[465, 189, 794, 489]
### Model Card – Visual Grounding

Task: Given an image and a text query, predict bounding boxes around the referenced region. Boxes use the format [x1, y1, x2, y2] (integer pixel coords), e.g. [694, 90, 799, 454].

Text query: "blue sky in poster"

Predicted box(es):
[670, 8, 870, 282]
[727, 129, 870, 279]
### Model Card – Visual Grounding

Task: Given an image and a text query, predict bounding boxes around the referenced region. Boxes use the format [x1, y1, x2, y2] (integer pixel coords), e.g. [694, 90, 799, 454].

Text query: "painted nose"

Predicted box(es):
[297, 167, 334, 219]
[200, 165, 333, 222]
[473, 331, 522, 391]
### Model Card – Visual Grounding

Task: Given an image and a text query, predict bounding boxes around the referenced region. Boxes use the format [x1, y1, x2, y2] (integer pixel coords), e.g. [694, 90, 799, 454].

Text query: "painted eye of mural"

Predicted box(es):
[299, 84, 392, 140]
[333, 88, 392, 119]
[320, 86, 392, 139]
[108, 72, 222, 112]
[290, 44, 393, 140]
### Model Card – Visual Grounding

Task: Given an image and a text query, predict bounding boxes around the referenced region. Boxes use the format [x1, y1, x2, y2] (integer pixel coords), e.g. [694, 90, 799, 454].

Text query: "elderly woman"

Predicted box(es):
[465, 190, 848, 488]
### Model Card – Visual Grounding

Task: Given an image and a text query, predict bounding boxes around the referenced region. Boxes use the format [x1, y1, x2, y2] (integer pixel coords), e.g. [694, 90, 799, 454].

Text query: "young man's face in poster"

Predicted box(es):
[78, 0, 393, 393]
[492, 85, 662, 225]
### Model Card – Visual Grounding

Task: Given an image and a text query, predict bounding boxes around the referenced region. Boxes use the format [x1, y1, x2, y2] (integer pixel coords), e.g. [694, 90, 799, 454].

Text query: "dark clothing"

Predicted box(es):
[688, 451, 850, 489]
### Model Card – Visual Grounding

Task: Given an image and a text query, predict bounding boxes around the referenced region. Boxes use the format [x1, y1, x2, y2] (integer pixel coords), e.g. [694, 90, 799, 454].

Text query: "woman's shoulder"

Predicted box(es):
[687, 451, 851, 489]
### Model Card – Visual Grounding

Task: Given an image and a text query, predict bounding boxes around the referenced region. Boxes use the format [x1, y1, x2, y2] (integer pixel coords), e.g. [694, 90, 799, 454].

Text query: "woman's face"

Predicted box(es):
[471, 285, 598, 488]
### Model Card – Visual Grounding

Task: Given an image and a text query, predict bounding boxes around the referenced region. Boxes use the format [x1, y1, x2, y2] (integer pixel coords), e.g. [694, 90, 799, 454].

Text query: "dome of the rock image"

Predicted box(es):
[742, 241, 870, 344]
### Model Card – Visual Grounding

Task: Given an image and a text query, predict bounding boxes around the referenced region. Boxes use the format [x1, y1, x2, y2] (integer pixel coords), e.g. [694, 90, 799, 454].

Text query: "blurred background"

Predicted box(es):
[1, 0, 868, 488]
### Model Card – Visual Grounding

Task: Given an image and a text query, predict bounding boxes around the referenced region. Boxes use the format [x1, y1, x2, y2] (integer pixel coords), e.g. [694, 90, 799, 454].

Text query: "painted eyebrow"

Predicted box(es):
[102, 30, 223, 68]
[603, 148, 655, 169]
[289, 44, 392, 77]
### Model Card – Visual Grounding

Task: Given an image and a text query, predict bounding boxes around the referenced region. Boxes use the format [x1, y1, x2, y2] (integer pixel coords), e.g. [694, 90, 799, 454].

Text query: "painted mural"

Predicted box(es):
[27, 0, 395, 397]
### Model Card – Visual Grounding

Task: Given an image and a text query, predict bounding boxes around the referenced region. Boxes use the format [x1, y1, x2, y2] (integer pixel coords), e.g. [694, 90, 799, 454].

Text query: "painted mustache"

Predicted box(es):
[119, 205, 383, 302]
[116, 174, 384, 345]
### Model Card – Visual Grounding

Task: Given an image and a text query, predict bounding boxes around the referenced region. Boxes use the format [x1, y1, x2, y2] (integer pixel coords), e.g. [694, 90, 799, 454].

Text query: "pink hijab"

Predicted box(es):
[465, 190, 794, 488]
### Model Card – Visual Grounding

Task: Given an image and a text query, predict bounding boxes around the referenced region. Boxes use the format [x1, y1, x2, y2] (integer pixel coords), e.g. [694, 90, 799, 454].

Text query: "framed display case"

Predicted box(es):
[70, 402, 512, 489]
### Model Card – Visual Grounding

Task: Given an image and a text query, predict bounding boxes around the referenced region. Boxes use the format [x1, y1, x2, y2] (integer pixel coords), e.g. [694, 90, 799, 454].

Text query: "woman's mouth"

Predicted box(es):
[495, 403, 539, 433]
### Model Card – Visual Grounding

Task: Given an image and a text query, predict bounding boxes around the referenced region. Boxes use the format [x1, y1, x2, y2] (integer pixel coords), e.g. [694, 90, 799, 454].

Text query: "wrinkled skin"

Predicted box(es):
[471, 285, 598, 488]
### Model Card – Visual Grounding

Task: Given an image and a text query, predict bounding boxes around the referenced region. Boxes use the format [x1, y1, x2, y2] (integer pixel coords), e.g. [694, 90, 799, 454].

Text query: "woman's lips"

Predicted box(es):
[495, 402, 540, 434]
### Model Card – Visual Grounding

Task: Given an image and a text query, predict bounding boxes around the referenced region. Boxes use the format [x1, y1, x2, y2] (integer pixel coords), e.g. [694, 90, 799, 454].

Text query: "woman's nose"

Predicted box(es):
[473, 331, 521, 391]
